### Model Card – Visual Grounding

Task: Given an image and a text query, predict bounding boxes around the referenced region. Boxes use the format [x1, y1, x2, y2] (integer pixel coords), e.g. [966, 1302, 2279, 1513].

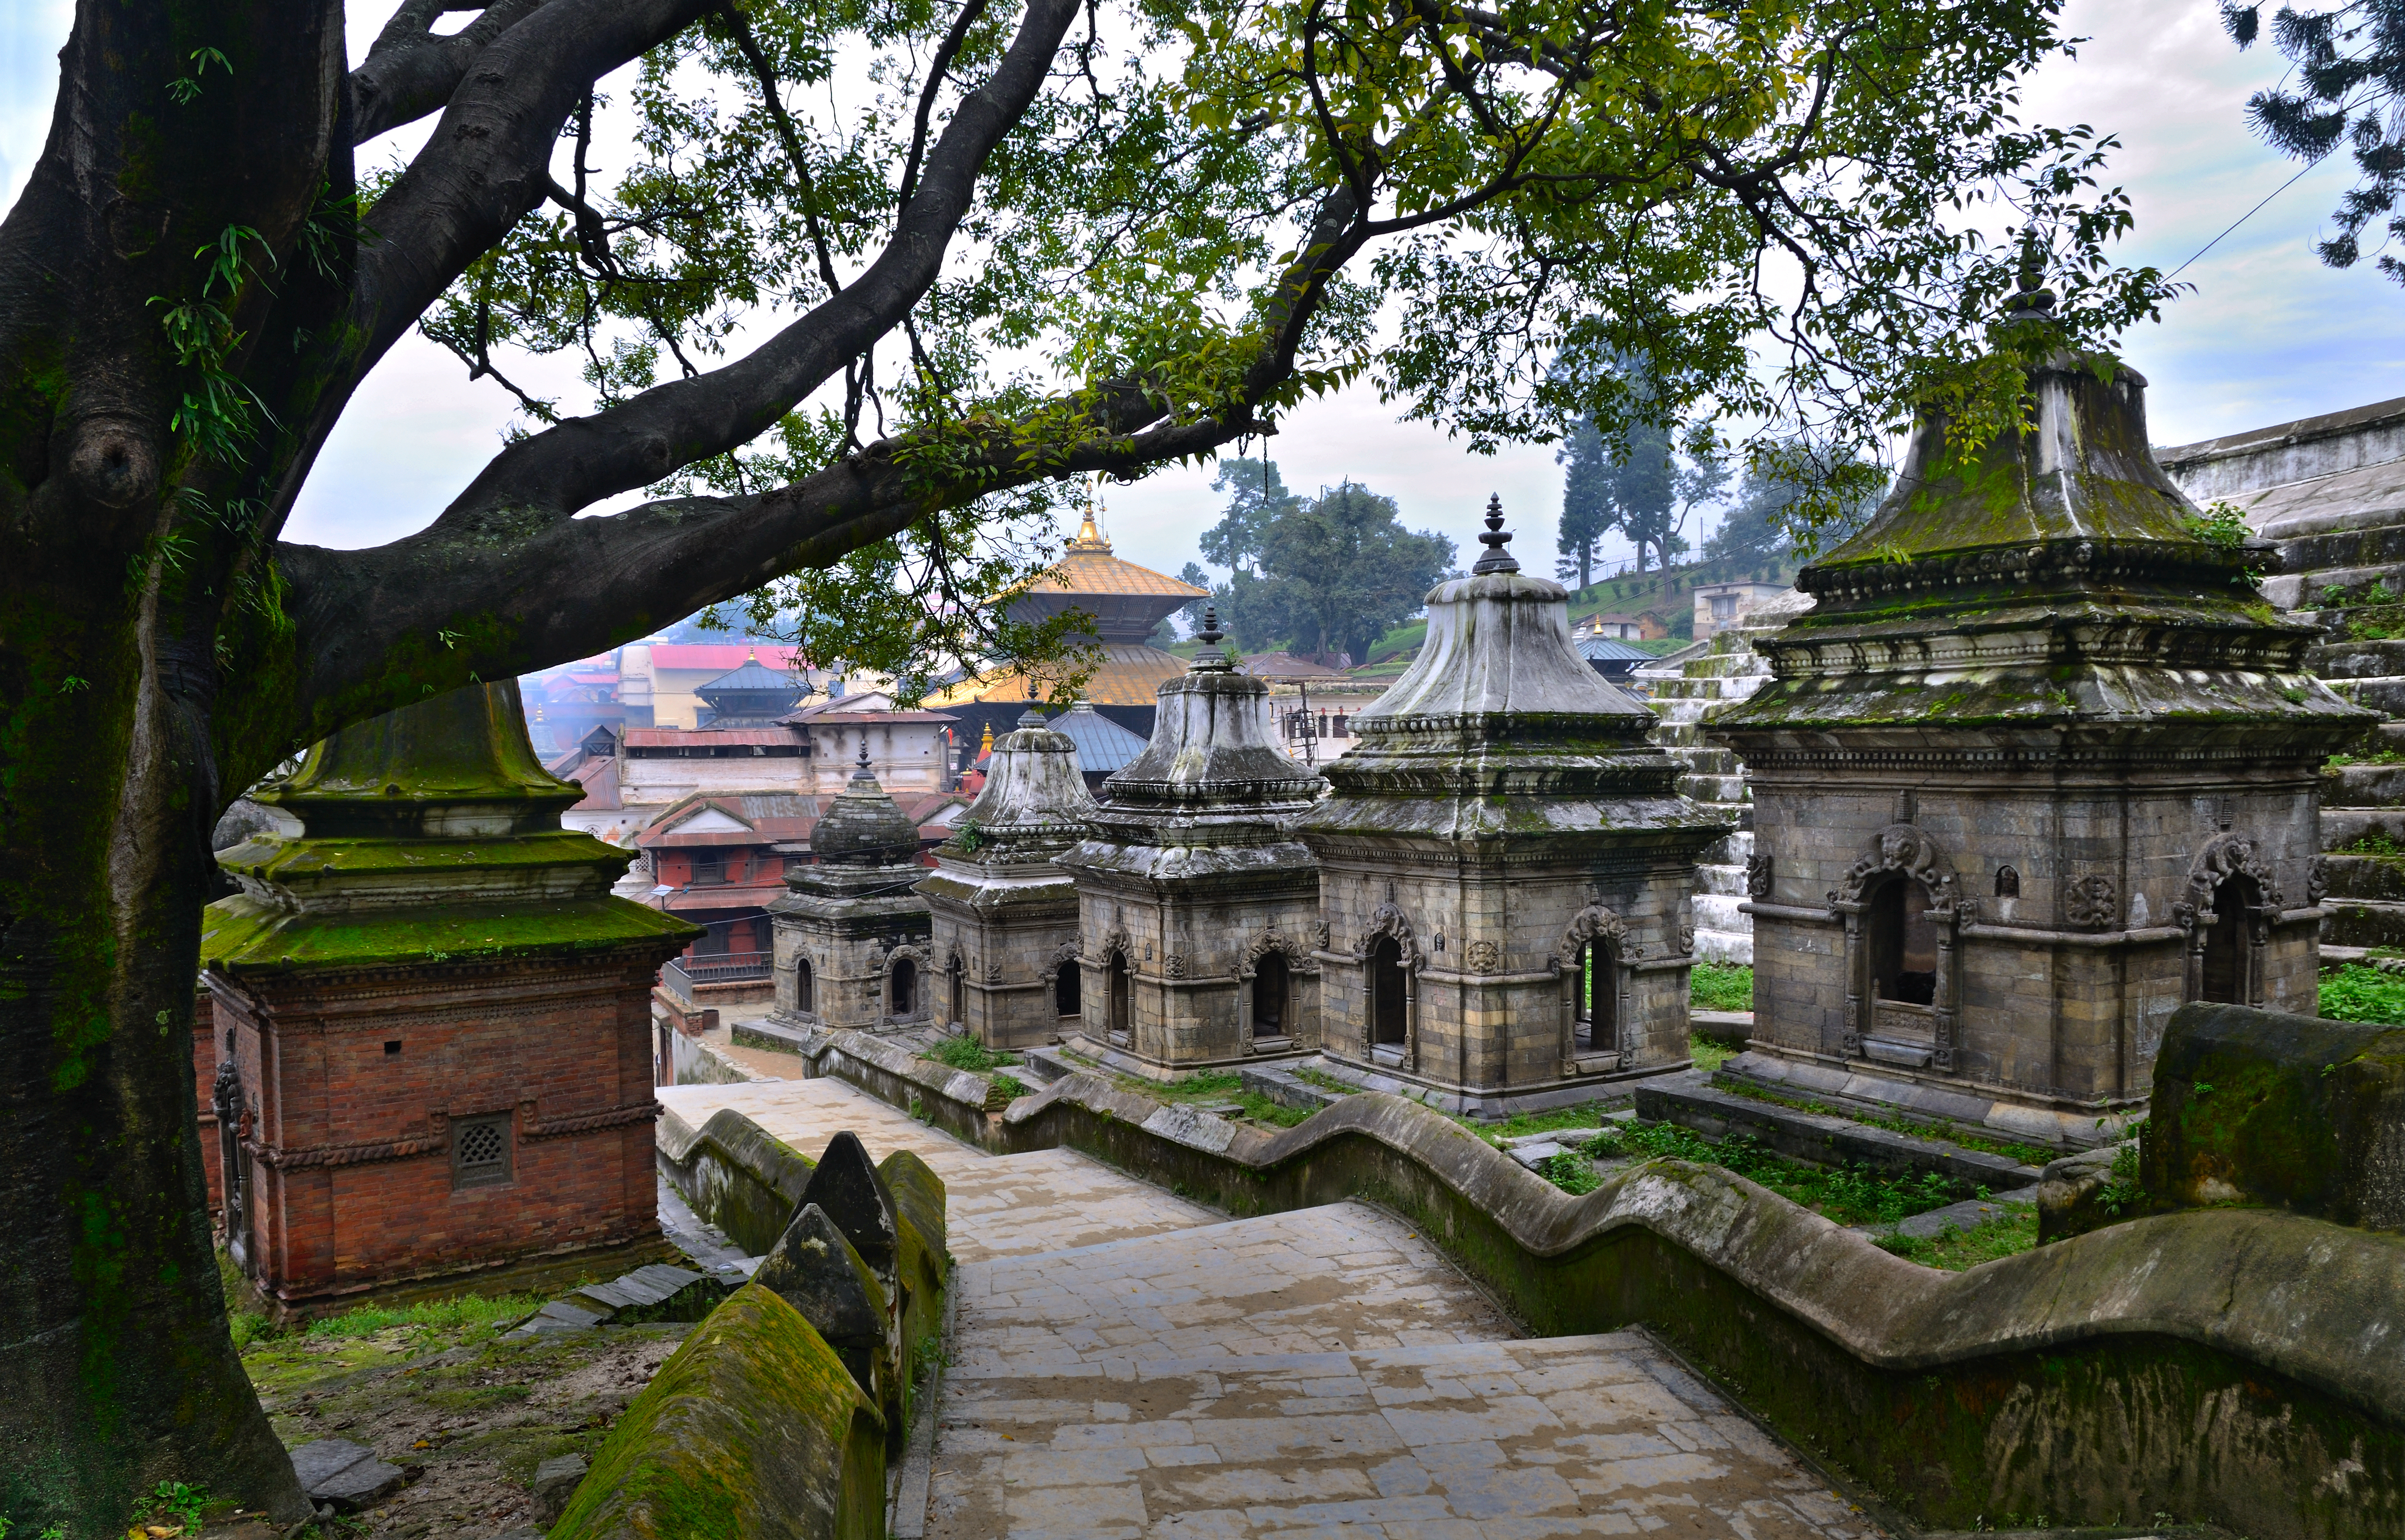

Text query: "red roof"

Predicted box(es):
[646, 644, 805, 672]
[621, 727, 801, 748]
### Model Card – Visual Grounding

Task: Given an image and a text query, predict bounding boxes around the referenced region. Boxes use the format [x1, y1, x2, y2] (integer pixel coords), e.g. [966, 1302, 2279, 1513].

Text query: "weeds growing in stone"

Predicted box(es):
[1689, 1034, 1738, 1073]
[1689, 962, 1753, 1013]
[1710, 1080, 2059, 1167]
[925, 1034, 1019, 1072]
[1539, 1121, 1980, 1228]
[1113, 1067, 1314, 1128]
[2318, 963, 2405, 1024]
[1872, 1210, 2038, 1270]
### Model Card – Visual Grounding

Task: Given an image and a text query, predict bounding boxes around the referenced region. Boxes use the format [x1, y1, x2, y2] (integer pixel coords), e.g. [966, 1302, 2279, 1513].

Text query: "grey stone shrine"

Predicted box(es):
[1055, 608, 1327, 1073]
[767, 742, 934, 1034]
[1708, 348, 2373, 1147]
[1294, 499, 1733, 1116]
[916, 696, 1099, 1049]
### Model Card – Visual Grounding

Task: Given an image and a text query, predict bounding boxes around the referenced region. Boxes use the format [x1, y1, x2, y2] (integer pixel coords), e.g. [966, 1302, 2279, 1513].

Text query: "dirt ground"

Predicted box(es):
[217, 1314, 690, 1538]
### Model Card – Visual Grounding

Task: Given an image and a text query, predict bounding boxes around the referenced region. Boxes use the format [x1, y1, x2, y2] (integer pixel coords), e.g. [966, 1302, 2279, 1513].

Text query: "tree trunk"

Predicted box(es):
[0, 566, 312, 1528]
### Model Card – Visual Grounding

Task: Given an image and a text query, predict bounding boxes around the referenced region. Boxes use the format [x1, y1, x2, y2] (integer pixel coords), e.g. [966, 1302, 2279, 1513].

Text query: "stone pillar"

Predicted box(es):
[204, 680, 699, 1319]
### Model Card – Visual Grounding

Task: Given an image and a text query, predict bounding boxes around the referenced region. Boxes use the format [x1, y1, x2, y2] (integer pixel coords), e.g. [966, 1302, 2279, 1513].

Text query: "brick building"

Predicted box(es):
[203, 681, 696, 1318]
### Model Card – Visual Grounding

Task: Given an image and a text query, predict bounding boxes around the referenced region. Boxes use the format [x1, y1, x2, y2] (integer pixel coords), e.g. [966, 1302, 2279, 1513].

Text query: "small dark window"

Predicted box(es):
[794, 956, 815, 1014]
[1869, 879, 1939, 1005]
[1108, 951, 1132, 1038]
[951, 960, 967, 1026]
[1057, 961, 1082, 1018]
[1995, 866, 2020, 898]
[892, 959, 917, 1014]
[2201, 874, 2256, 1004]
[452, 1115, 512, 1190]
[1572, 941, 1614, 1053]
[384, 1040, 403, 1055]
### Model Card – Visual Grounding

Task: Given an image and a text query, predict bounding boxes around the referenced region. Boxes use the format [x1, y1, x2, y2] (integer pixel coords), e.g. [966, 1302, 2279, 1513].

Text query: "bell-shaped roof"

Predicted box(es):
[942, 703, 1099, 863]
[808, 742, 924, 866]
[1713, 345, 2371, 749]
[1353, 497, 1656, 739]
[1098, 609, 1324, 817]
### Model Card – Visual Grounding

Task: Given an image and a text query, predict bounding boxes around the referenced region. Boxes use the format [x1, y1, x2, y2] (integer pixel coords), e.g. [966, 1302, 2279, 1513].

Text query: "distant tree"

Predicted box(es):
[1703, 451, 1887, 564]
[1250, 482, 1456, 661]
[2223, 4, 2405, 283]
[1556, 418, 1617, 589]
[1599, 420, 1726, 573]
[1203, 457, 1302, 576]
[1175, 561, 1214, 634]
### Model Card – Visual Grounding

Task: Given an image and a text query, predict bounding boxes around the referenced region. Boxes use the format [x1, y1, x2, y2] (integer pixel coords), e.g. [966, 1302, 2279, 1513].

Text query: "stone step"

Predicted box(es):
[1698, 863, 1751, 897]
[2319, 898, 2405, 950]
[1695, 894, 1750, 933]
[2282, 561, 2405, 605]
[1702, 829, 1754, 867]
[2322, 807, 2405, 850]
[1681, 773, 1747, 803]
[2323, 675, 2405, 717]
[2322, 852, 2405, 902]
[1633, 1071, 2045, 1189]
[1694, 928, 1753, 965]
[2306, 637, 2405, 679]
[2271, 519, 2405, 576]
[2321, 761, 2405, 806]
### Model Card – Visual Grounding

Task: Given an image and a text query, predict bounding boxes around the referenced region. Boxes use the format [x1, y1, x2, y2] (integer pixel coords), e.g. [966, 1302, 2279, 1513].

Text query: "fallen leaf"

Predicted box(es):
[413, 1439, 432, 1448]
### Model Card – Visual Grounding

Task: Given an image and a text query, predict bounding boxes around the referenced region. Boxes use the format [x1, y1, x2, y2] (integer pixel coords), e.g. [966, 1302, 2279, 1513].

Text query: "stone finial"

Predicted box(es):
[1999, 223, 2058, 326]
[1471, 494, 1518, 576]
[1191, 605, 1232, 674]
[1018, 676, 1045, 731]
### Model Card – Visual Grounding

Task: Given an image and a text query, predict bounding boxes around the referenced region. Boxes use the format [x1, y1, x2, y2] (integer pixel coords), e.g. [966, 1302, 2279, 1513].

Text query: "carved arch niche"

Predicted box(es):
[1354, 904, 1419, 1069]
[1556, 904, 1635, 1071]
[883, 942, 932, 1026]
[2177, 834, 2283, 1006]
[1237, 930, 1309, 1048]
[1043, 937, 1084, 1021]
[1829, 822, 1964, 1071]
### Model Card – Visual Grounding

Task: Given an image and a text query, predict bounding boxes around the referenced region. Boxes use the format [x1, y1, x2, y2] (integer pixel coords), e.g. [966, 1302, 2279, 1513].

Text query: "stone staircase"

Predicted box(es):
[1630, 596, 1805, 966]
[2160, 398, 2405, 960]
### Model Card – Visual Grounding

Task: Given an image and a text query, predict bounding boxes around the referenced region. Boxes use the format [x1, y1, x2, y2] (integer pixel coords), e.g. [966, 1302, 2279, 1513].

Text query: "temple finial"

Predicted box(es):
[1471, 494, 1519, 575]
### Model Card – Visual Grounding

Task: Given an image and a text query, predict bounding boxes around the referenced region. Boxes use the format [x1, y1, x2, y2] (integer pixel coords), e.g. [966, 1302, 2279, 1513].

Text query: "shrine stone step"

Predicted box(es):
[1631, 1071, 2045, 1190]
[2322, 852, 2405, 902]
[2321, 806, 2405, 850]
[2325, 676, 2405, 717]
[2322, 762, 2405, 806]
[1698, 863, 1750, 898]
[2306, 636, 2405, 679]
[2318, 897, 2405, 950]
[2272, 518, 2405, 574]
[1694, 928, 1754, 966]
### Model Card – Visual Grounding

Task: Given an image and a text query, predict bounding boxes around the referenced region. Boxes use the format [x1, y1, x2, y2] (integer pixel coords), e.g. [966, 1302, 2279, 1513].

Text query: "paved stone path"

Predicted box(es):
[660, 1076, 1882, 1537]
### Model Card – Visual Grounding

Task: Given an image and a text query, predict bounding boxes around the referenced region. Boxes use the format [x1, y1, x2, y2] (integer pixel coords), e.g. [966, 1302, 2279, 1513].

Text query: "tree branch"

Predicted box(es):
[420, 0, 1081, 528]
[351, 0, 555, 143]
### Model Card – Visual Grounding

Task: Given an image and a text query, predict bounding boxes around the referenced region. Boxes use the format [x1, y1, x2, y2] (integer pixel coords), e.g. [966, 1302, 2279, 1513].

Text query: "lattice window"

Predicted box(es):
[452, 1115, 513, 1189]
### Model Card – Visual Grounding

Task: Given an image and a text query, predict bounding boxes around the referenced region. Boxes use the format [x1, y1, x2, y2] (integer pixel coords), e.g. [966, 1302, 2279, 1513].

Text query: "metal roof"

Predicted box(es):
[1576, 636, 1658, 662]
[697, 658, 807, 696]
[1043, 703, 1149, 774]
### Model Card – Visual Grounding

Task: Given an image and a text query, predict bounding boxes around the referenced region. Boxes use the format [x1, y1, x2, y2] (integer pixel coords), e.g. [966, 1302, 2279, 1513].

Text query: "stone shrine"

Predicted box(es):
[1056, 610, 1326, 1071]
[766, 742, 935, 1035]
[1707, 346, 2372, 1146]
[1294, 502, 1732, 1115]
[916, 695, 1100, 1048]
[202, 682, 696, 1318]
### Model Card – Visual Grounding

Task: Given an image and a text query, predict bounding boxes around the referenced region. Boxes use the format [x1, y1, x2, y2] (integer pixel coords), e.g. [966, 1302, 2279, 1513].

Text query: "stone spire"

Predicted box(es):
[207, 680, 691, 963]
[811, 737, 922, 866]
[942, 687, 1099, 865]
[1094, 605, 1323, 829]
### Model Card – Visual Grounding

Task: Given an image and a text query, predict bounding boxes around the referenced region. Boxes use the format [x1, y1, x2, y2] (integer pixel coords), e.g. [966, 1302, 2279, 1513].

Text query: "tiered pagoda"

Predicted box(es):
[916, 693, 1101, 1049]
[1294, 502, 1732, 1115]
[1707, 343, 2371, 1146]
[1056, 610, 1327, 1071]
[693, 650, 808, 726]
[928, 502, 1206, 750]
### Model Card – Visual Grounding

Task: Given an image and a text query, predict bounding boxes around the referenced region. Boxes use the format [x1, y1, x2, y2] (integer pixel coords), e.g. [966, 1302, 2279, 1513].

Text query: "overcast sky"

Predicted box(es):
[8, 1, 2404, 588]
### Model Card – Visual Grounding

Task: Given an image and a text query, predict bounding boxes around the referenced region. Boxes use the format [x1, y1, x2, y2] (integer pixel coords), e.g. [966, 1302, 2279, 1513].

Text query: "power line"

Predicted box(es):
[2166, 155, 2329, 281]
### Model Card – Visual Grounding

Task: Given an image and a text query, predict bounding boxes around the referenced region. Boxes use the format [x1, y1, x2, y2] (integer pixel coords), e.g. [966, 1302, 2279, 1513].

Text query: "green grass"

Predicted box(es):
[991, 1072, 1028, 1102]
[1471, 1100, 1625, 1144]
[1537, 1121, 1981, 1229]
[1709, 1080, 2061, 1168]
[1689, 962, 1752, 1013]
[303, 1291, 545, 1343]
[925, 1033, 1019, 1072]
[1110, 1067, 1315, 1128]
[2319, 963, 2405, 1024]
[1689, 1034, 1737, 1073]
[1871, 1208, 2038, 1270]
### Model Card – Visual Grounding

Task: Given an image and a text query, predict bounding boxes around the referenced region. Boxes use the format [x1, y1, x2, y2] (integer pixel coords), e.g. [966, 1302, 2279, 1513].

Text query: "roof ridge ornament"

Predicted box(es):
[1471, 494, 1519, 576]
[1192, 605, 1233, 673]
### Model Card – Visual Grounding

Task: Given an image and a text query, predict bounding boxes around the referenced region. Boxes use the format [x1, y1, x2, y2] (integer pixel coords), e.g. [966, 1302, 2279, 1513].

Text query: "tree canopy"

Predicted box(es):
[1701, 452, 1886, 565]
[2223, 2, 2405, 282]
[1209, 479, 1455, 660]
[1, 0, 2169, 1524]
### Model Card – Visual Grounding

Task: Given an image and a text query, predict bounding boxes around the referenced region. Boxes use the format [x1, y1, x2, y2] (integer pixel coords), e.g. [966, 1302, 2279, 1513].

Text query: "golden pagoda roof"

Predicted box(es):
[1013, 510, 1208, 602]
[925, 643, 1194, 709]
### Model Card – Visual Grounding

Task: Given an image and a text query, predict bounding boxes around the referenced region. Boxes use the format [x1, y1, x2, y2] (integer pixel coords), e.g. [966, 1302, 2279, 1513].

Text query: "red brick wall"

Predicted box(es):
[194, 988, 223, 1211]
[209, 947, 674, 1313]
